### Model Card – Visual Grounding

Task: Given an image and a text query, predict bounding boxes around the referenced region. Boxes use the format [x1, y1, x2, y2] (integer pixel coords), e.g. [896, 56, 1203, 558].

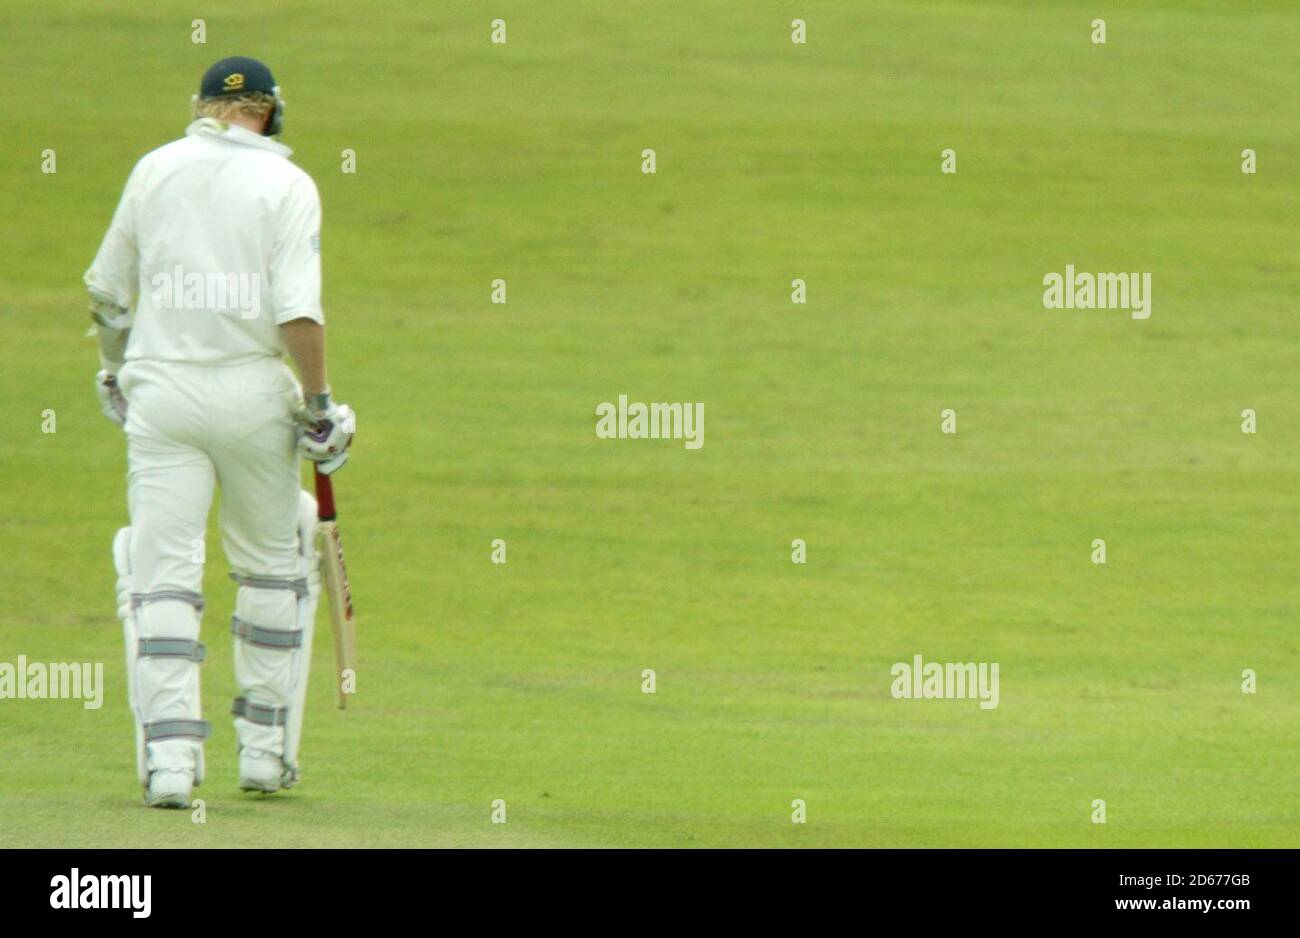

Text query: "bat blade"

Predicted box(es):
[314, 469, 356, 709]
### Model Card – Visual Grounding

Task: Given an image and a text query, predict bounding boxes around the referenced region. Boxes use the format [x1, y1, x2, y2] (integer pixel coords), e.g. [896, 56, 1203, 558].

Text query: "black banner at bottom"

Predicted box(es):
[2, 848, 1291, 924]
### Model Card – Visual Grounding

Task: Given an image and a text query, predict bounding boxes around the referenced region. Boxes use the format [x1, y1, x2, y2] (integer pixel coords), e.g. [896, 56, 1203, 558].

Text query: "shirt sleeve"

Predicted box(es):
[84, 160, 142, 308]
[269, 174, 324, 325]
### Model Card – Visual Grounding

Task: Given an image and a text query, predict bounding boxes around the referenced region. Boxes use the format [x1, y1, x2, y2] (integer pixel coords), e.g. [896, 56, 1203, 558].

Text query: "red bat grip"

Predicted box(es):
[313, 467, 337, 521]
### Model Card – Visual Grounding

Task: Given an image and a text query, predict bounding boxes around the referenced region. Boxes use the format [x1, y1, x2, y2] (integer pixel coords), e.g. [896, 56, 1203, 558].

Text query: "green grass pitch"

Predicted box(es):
[0, 0, 1297, 847]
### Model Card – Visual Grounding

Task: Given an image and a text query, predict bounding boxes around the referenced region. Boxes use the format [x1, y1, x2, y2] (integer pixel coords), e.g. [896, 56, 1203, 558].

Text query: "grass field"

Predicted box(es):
[1, 0, 1297, 847]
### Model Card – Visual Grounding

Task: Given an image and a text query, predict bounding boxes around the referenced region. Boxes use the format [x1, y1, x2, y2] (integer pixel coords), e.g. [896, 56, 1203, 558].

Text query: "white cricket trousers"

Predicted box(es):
[118, 356, 303, 778]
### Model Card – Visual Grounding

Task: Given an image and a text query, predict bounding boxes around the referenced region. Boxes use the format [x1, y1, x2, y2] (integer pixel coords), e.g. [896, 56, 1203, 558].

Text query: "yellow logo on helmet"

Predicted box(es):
[223, 73, 245, 91]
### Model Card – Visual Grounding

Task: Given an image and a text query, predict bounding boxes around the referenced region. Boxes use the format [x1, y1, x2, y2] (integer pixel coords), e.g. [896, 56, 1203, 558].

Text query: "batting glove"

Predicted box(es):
[96, 370, 127, 427]
[296, 391, 355, 474]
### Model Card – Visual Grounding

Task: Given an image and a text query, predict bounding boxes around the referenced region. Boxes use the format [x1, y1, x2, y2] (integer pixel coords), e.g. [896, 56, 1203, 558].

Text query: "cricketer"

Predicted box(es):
[83, 56, 356, 807]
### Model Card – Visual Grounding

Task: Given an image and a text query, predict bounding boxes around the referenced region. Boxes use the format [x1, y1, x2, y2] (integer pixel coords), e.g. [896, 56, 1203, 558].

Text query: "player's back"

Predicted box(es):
[87, 119, 322, 366]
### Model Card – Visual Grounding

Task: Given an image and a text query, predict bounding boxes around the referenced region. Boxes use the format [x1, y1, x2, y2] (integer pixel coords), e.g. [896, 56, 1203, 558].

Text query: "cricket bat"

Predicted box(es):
[314, 467, 357, 709]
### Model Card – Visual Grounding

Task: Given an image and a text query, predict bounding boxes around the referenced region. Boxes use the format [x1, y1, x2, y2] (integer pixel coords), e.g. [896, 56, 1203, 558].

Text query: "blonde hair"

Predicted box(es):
[194, 91, 276, 123]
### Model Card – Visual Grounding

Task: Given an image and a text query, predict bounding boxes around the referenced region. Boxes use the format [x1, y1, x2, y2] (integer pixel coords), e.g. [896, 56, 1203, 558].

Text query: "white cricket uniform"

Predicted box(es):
[87, 119, 323, 784]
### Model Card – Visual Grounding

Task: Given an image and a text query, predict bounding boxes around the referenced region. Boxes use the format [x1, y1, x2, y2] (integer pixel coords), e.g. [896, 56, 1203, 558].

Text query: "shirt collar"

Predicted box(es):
[185, 118, 293, 157]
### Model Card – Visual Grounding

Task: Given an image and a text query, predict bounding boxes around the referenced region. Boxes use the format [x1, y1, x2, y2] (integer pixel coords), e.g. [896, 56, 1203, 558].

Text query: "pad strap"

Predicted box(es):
[138, 638, 207, 662]
[132, 590, 205, 612]
[229, 572, 308, 597]
[144, 719, 211, 742]
[231, 697, 289, 727]
[231, 616, 304, 650]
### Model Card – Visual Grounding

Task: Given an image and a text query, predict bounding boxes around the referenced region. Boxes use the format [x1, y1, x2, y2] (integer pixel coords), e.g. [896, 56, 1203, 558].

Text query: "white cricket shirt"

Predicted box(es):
[85, 118, 323, 365]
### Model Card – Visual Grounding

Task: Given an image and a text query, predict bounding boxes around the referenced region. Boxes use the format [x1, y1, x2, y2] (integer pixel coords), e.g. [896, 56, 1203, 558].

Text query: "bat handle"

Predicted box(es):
[313, 467, 337, 521]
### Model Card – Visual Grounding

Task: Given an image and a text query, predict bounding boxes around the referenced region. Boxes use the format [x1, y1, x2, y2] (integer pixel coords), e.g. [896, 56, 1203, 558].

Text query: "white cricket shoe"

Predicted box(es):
[145, 769, 193, 809]
[239, 750, 287, 793]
